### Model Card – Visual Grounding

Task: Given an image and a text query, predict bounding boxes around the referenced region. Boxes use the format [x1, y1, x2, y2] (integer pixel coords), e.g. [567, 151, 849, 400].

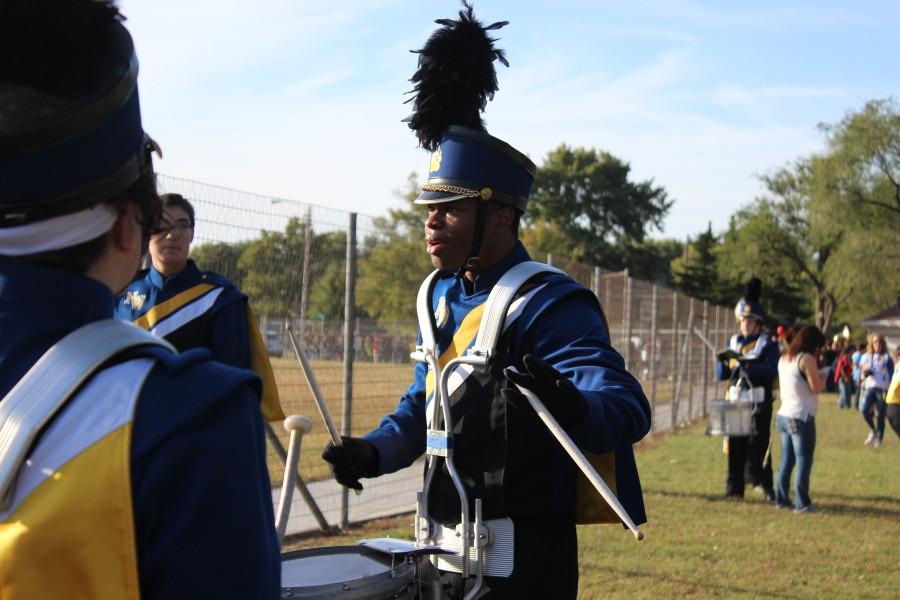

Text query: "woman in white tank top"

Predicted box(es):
[775, 325, 826, 513]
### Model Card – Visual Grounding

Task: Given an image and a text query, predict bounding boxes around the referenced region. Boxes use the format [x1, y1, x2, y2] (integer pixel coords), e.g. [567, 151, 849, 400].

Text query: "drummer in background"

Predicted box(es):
[321, 4, 651, 598]
[115, 193, 284, 423]
[0, 1, 279, 597]
[715, 278, 780, 501]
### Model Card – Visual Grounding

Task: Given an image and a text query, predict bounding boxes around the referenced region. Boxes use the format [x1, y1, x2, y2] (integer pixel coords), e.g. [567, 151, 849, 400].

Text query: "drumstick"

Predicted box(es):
[285, 324, 362, 495]
[512, 381, 644, 541]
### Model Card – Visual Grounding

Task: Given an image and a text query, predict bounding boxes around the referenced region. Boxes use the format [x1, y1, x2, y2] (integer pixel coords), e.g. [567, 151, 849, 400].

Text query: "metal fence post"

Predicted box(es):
[299, 207, 312, 329]
[649, 285, 659, 433]
[546, 253, 553, 266]
[671, 291, 679, 428]
[702, 300, 710, 416]
[686, 298, 695, 420]
[715, 305, 723, 400]
[623, 271, 632, 371]
[592, 266, 602, 301]
[340, 213, 357, 530]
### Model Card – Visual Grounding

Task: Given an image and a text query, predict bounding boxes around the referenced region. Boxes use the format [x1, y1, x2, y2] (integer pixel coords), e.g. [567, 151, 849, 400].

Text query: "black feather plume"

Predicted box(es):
[405, 1, 509, 151]
[745, 277, 762, 303]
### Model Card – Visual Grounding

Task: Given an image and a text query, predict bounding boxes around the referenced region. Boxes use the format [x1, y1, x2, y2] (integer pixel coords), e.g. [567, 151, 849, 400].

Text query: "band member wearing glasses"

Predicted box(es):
[115, 193, 283, 422]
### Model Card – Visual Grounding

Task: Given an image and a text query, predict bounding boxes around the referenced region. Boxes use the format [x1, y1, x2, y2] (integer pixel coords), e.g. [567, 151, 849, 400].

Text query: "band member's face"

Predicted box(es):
[740, 317, 761, 338]
[424, 199, 477, 271]
[149, 206, 193, 275]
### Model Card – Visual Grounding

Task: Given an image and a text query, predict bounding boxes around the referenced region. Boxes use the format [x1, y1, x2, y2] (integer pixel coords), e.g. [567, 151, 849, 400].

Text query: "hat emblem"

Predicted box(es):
[429, 148, 442, 173]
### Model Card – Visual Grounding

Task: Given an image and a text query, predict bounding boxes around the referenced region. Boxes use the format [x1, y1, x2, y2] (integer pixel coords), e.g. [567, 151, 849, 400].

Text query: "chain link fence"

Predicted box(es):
[157, 175, 737, 536]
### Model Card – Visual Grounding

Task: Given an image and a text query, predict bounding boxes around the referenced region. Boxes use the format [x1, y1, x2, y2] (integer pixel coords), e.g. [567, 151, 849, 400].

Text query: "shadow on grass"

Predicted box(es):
[592, 565, 798, 599]
[814, 492, 900, 506]
[644, 487, 900, 518]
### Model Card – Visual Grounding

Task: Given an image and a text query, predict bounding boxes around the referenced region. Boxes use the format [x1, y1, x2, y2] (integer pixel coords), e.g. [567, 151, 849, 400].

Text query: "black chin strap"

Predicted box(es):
[456, 200, 489, 279]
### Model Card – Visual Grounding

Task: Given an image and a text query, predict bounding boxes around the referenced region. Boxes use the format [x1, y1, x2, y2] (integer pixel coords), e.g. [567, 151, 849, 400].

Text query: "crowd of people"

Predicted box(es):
[717, 283, 897, 516]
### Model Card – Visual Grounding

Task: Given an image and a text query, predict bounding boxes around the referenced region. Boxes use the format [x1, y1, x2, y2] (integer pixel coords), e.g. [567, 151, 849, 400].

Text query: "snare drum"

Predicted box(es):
[708, 400, 753, 436]
[281, 545, 416, 599]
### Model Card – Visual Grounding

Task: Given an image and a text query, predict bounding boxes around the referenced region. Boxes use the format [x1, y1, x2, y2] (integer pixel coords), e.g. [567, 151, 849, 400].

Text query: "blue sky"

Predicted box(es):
[124, 0, 899, 240]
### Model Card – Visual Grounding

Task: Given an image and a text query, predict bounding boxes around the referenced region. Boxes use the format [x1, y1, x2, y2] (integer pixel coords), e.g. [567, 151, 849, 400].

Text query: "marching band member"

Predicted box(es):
[0, 2, 279, 597]
[321, 4, 650, 597]
[115, 193, 284, 422]
[716, 278, 780, 501]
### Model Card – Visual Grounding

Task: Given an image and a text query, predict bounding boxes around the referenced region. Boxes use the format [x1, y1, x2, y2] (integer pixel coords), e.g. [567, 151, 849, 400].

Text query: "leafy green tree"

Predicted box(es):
[716, 181, 839, 330]
[818, 99, 900, 221]
[618, 238, 684, 285]
[238, 218, 307, 317]
[357, 173, 432, 327]
[807, 99, 900, 326]
[671, 223, 724, 302]
[527, 144, 673, 268]
[190, 240, 250, 288]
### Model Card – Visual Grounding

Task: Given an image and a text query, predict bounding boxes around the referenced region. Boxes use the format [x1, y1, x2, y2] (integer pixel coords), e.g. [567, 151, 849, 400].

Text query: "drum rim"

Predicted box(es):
[280, 545, 415, 595]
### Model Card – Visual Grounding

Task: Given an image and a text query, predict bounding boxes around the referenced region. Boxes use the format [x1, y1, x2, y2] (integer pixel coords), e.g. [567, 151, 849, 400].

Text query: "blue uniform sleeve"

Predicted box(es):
[130, 355, 280, 599]
[209, 296, 251, 369]
[519, 288, 651, 453]
[363, 360, 429, 475]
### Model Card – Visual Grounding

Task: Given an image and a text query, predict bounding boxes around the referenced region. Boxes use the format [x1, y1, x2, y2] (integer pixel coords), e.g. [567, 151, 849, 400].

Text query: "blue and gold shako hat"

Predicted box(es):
[416, 125, 535, 212]
[406, 3, 533, 212]
[0, 1, 153, 227]
[734, 277, 766, 322]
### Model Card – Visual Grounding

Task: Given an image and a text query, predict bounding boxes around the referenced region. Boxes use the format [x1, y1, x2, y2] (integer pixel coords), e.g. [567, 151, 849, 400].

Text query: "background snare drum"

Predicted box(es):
[708, 401, 753, 436]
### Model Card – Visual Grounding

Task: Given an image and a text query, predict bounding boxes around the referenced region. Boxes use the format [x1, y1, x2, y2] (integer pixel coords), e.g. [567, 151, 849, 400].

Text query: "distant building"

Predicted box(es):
[861, 298, 900, 350]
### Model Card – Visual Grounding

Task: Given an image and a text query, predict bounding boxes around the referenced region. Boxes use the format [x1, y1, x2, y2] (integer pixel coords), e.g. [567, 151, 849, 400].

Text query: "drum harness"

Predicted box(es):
[410, 261, 644, 600]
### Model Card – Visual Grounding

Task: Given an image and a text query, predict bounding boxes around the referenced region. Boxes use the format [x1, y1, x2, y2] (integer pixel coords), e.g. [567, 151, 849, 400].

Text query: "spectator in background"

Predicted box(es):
[833, 345, 855, 409]
[851, 343, 864, 410]
[775, 325, 826, 513]
[115, 193, 283, 422]
[858, 333, 894, 448]
[819, 340, 838, 393]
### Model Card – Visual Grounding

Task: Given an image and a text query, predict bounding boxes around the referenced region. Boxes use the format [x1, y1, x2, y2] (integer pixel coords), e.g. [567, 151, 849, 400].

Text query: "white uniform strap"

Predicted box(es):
[469, 261, 563, 358]
[415, 269, 444, 357]
[414, 263, 562, 362]
[0, 320, 174, 507]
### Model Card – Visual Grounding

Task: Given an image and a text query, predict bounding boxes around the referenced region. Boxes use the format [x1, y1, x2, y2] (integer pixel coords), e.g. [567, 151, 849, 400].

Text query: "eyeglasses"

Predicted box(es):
[151, 219, 193, 237]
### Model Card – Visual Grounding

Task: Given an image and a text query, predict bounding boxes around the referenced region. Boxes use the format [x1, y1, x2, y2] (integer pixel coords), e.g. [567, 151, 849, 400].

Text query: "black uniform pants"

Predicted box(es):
[726, 402, 773, 496]
[440, 515, 578, 599]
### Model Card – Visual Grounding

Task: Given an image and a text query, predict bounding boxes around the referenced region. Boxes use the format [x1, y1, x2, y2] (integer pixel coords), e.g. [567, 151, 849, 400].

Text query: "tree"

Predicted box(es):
[527, 144, 673, 268]
[716, 176, 841, 331]
[190, 240, 250, 288]
[238, 218, 308, 317]
[809, 99, 900, 326]
[671, 223, 724, 303]
[819, 99, 900, 221]
[356, 173, 433, 327]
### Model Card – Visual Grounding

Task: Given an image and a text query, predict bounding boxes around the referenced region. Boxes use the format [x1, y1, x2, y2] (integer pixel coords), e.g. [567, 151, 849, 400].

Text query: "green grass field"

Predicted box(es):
[286, 394, 900, 599]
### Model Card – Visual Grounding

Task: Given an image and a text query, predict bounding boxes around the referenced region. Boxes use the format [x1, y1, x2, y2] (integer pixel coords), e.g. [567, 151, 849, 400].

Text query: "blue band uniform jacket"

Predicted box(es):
[363, 243, 651, 527]
[0, 263, 280, 599]
[115, 259, 283, 421]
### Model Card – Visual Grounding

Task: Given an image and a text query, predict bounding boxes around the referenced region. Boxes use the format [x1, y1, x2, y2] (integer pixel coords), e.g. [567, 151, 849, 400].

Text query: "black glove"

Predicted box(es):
[716, 349, 740, 363]
[321, 436, 378, 491]
[502, 354, 588, 428]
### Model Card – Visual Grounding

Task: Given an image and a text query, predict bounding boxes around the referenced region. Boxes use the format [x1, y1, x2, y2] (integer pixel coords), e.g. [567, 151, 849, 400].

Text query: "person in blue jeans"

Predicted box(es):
[775, 326, 826, 513]
[859, 334, 894, 448]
